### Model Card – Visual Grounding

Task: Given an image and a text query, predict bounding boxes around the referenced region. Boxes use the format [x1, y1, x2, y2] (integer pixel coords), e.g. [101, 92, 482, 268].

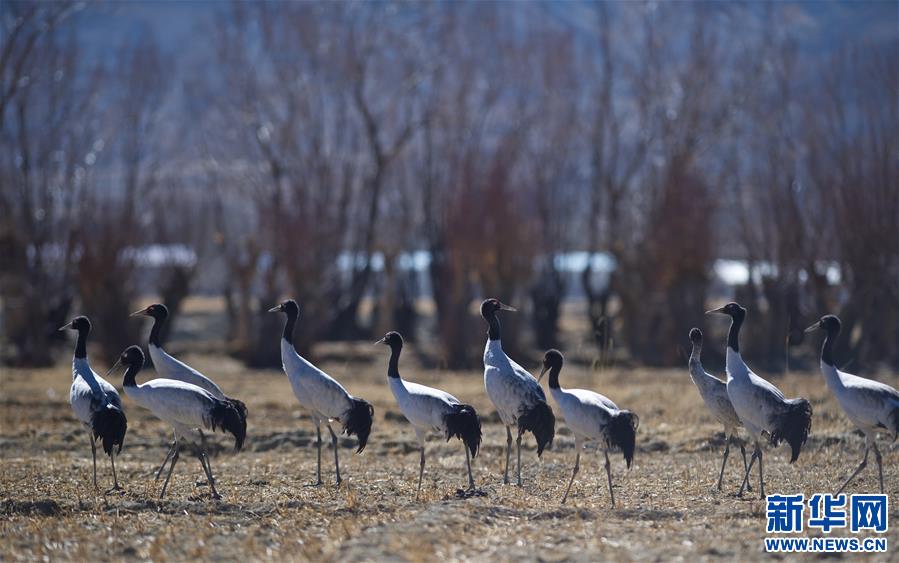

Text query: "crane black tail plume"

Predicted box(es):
[208, 399, 246, 451]
[605, 410, 639, 468]
[343, 397, 374, 453]
[518, 400, 555, 457]
[91, 403, 127, 455]
[770, 398, 812, 463]
[444, 404, 482, 458]
[226, 396, 248, 421]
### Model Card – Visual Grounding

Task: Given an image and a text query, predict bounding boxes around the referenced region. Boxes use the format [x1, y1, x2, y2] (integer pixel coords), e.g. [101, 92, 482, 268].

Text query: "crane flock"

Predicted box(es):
[54, 299, 895, 505]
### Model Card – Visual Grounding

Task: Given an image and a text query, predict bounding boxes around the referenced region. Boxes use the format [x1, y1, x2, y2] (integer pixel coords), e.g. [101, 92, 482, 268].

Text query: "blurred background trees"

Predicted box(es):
[2, 1, 896, 372]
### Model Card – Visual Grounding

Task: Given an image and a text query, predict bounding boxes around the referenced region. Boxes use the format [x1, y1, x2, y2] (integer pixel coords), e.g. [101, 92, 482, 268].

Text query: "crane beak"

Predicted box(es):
[499, 303, 517, 312]
[804, 321, 821, 333]
[705, 306, 726, 315]
[129, 307, 150, 317]
[373, 337, 386, 345]
[105, 358, 122, 377]
[267, 305, 282, 313]
[58, 321, 73, 331]
[537, 365, 548, 382]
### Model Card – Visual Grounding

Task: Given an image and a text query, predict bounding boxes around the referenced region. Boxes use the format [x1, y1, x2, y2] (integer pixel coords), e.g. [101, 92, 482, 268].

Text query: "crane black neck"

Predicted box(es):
[149, 315, 165, 347]
[122, 363, 141, 388]
[546, 364, 562, 390]
[282, 306, 298, 347]
[727, 311, 744, 353]
[387, 341, 402, 379]
[74, 326, 89, 359]
[821, 325, 838, 367]
[485, 311, 501, 341]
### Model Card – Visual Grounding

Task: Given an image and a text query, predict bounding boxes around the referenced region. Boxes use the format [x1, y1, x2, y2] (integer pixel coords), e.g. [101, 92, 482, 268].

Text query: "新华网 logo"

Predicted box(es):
[764, 493, 888, 553]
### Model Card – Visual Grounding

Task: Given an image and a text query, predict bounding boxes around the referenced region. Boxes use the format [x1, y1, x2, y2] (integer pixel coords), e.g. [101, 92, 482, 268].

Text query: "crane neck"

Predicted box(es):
[484, 311, 501, 341]
[74, 326, 89, 359]
[149, 315, 165, 347]
[546, 364, 562, 390]
[821, 326, 838, 367]
[123, 363, 141, 388]
[689, 340, 702, 363]
[727, 312, 744, 353]
[282, 307, 298, 347]
[387, 342, 402, 379]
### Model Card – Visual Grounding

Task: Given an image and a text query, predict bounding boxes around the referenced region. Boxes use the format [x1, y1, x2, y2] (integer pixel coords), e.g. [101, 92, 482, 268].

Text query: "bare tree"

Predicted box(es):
[803, 43, 899, 370]
[0, 3, 92, 365]
[74, 33, 170, 360]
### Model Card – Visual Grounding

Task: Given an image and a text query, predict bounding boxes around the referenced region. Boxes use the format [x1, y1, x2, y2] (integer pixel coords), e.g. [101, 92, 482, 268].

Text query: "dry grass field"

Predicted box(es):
[2, 312, 898, 561]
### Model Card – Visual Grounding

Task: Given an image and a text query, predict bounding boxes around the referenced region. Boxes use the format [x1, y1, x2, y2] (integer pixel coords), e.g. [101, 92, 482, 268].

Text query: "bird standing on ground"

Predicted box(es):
[707, 302, 812, 498]
[61, 316, 127, 493]
[269, 299, 374, 485]
[131, 303, 248, 481]
[806, 314, 898, 494]
[481, 298, 555, 486]
[376, 331, 481, 497]
[111, 345, 245, 500]
[687, 328, 751, 491]
[538, 349, 637, 507]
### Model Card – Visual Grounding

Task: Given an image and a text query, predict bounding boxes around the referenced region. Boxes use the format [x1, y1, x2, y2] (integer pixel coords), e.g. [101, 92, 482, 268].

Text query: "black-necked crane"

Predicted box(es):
[269, 299, 374, 486]
[61, 316, 127, 493]
[688, 328, 751, 491]
[537, 349, 637, 507]
[131, 303, 248, 480]
[806, 314, 898, 494]
[376, 331, 481, 497]
[110, 345, 245, 500]
[707, 302, 812, 498]
[481, 298, 555, 486]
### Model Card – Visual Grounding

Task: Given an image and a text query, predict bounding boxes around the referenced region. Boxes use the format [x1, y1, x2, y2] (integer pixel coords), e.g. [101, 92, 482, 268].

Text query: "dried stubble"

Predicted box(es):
[1, 349, 897, 562]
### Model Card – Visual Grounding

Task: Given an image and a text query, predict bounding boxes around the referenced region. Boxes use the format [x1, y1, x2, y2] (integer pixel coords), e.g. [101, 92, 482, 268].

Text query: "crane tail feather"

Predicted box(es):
[226, 396, 249, 421]
[606, 410, 639, 468]
[770, 398, 812, 463]
[344, 398, 374, 453]
[91, 403, 127, 456]
[518, 400, 555, 457]
[444, 404, 482, 458]
[209, 399, 247, 451]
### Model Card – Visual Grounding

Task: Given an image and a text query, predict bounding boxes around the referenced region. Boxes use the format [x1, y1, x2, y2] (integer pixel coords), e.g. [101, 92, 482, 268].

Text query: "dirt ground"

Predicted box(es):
[2, 339, 898, 561]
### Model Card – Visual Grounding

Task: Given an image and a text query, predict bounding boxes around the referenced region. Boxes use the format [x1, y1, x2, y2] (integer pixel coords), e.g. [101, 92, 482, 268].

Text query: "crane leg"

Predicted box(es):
[90, 434, 98, 491]
[327, 424, 341, 485]
[561, 440, 581, 504]
[738, 442, 759, 497]
[416, 445, 426, 500]
[306, 419, 323, 487]
[197, 450, 220, 500]
[503, 426, 512, 485]
[464, 444, 475, 490]
[836, 440, 870, 495]
[873, 442, 883, 494]
[412, 428, 426, 498]
[561, 452, 579, 504]
[716, 438, 731, 491]
[604, 449, 616, 508]
[757, 446, 764, 499]
[105, 448, 124, 494]
[155, 437, 178, 481]
[515, 431, 523, 487]
[196, 446, 213, 486]
[160, 449, 180, 499]
[739, 442, 752, 492]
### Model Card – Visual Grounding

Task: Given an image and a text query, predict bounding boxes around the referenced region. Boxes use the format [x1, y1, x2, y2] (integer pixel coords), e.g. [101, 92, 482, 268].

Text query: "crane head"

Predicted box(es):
[130, 303, 168, 320]
[59, 316, 91, 333]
